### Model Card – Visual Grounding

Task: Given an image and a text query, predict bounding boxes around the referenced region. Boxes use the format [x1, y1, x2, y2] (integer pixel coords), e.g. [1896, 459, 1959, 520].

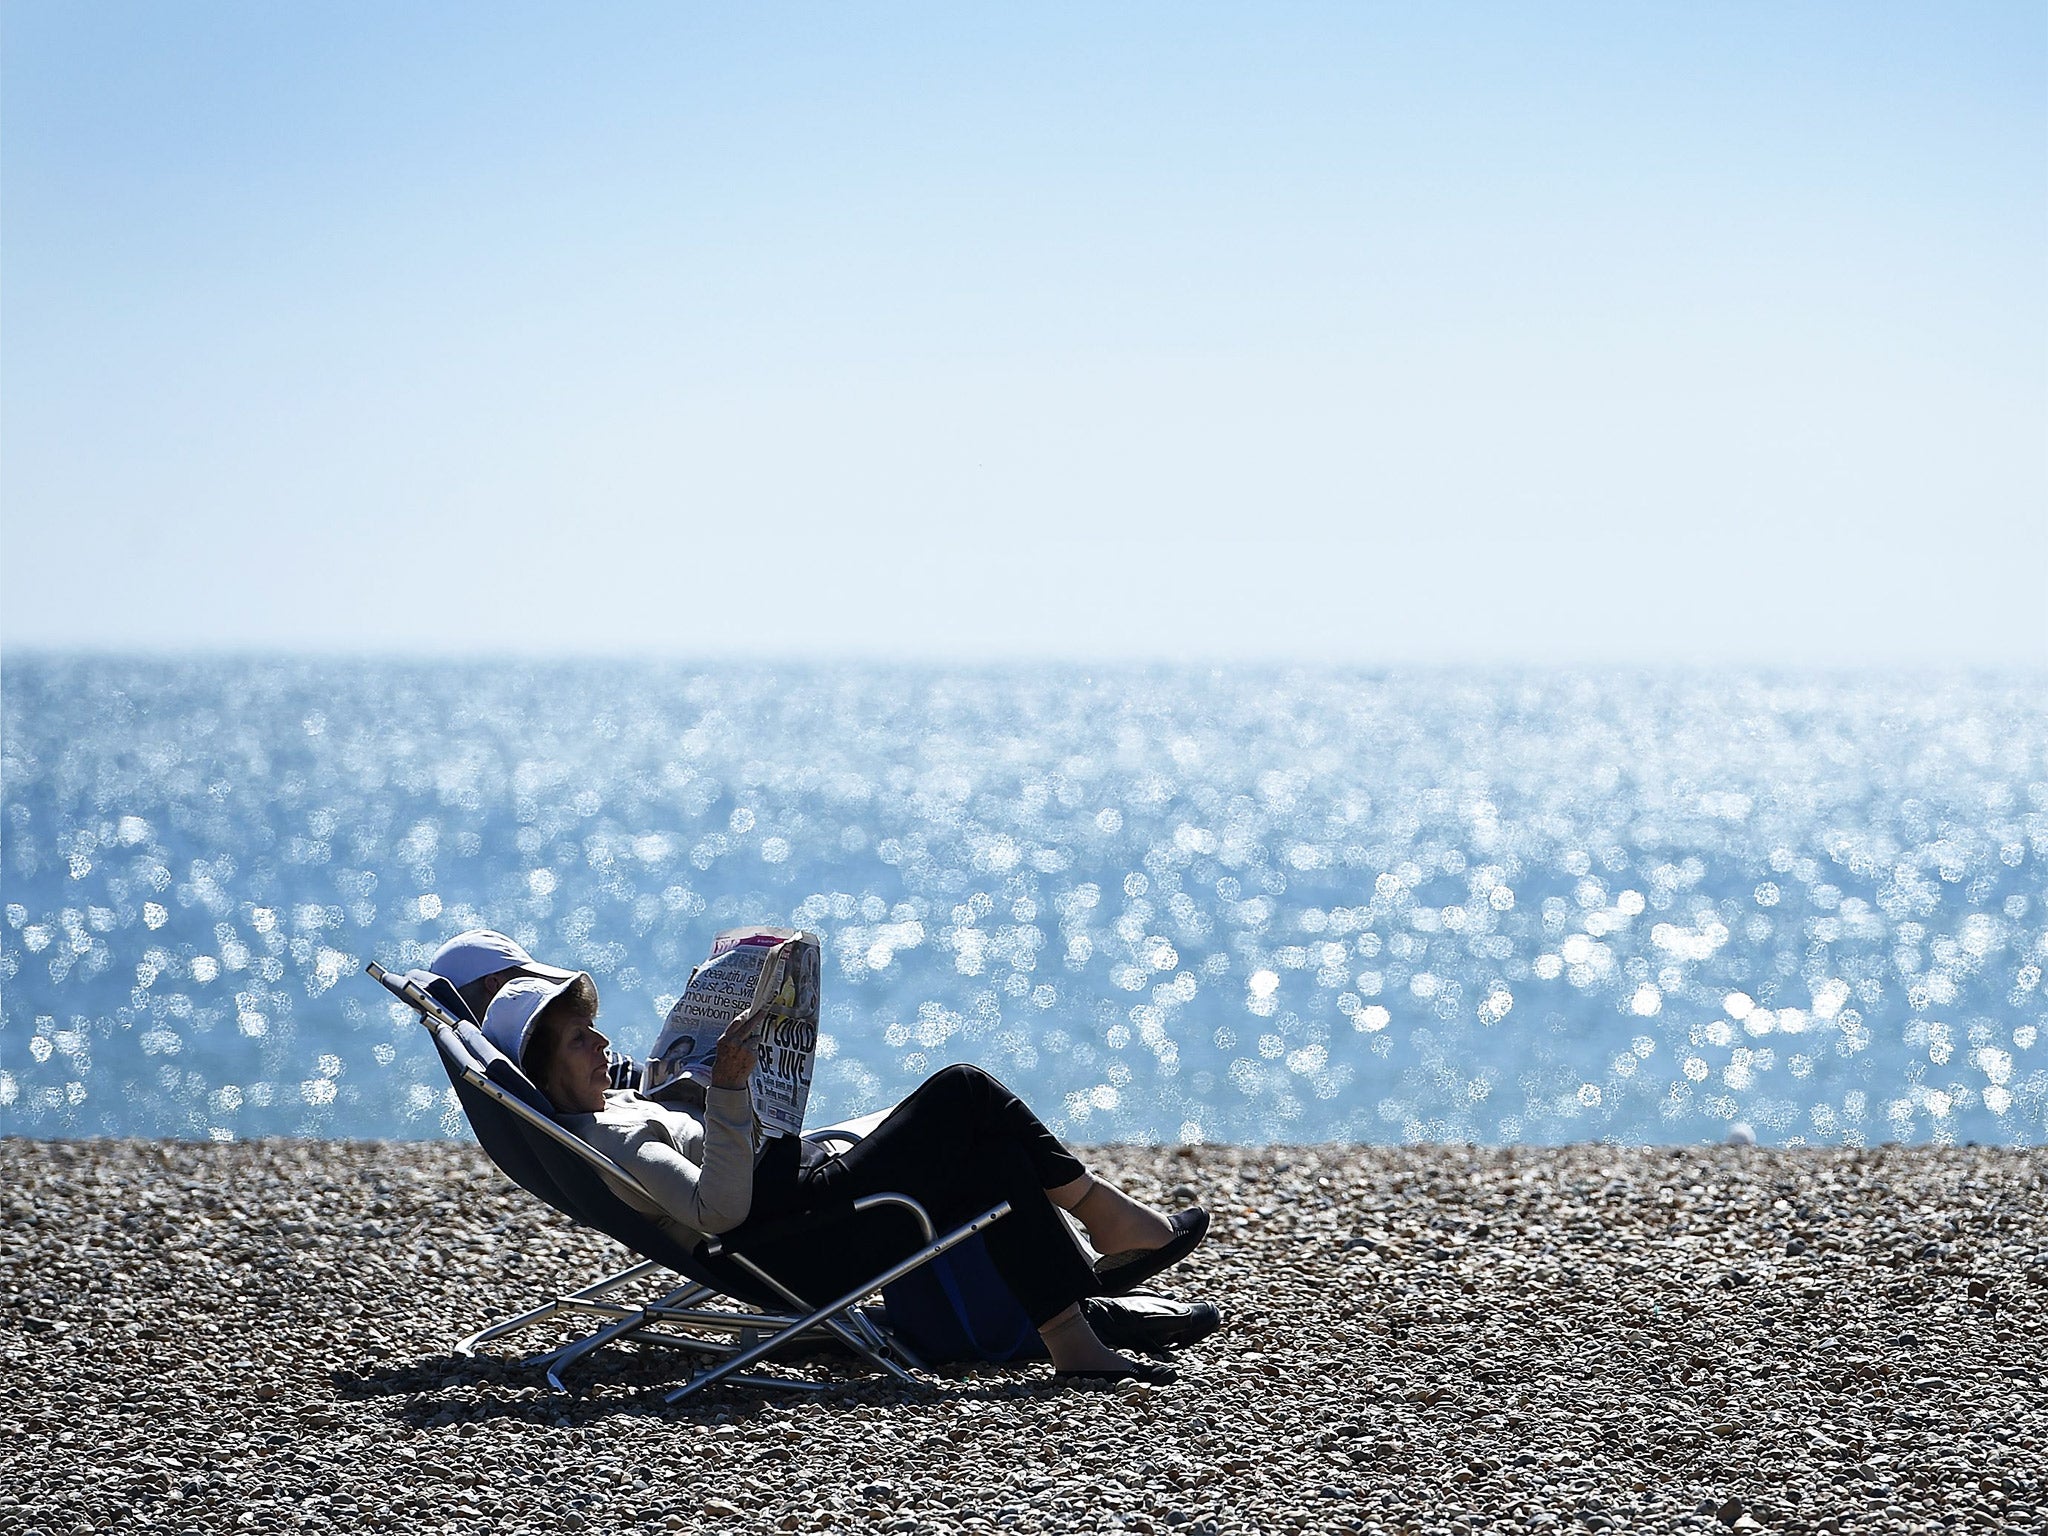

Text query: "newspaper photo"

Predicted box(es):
[643, 927, 822, 1138]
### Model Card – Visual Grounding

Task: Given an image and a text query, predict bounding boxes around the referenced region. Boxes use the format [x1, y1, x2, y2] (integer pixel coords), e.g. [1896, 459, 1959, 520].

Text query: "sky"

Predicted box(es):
[3, 2, 2043, 665]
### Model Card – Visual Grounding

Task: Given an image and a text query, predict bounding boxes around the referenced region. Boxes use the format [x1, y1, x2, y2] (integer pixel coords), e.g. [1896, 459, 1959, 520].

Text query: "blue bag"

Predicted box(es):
[881, 1233, 1039, 1363]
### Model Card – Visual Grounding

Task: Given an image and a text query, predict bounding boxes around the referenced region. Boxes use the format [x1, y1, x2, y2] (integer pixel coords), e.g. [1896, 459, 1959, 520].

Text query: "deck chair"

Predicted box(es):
[366, 961, 1010, 1403]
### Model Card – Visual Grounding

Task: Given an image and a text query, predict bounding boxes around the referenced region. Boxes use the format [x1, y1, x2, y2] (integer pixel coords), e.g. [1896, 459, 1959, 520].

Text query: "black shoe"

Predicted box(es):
[1092, 1208, 1210, 1295]
[1051, 1359, 1178, 1386]
[1081, 1293, 1222, 1354]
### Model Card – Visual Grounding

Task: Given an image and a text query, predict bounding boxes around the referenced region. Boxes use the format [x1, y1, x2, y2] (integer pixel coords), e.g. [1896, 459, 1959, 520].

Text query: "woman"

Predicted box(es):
[480, 971, 1209, 1383]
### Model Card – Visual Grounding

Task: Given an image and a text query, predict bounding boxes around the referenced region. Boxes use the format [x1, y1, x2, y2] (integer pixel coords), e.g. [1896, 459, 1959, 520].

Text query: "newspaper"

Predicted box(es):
[643, 927, 821, 1139]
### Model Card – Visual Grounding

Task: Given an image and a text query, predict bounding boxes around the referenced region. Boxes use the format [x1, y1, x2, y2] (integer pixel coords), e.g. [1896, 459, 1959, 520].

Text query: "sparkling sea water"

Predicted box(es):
[2, 656, 2042, 1147]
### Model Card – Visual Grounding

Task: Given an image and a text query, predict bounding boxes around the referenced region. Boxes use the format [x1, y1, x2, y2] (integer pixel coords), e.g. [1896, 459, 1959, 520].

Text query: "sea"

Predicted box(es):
[2, 656, 2042, 1147]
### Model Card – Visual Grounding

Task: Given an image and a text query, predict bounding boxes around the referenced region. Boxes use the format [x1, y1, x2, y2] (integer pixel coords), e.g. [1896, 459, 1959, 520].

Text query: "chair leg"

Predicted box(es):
[457, 1259, 666, 1355]
[541, 1280, 713, 1392]
[723, 1253, 922, 1388]
[700, 1224, 926, 1376]
[541, 1285, 875, 1392]
[452, 1211, 1015, 1403]
[850, 1304, 923, 1372]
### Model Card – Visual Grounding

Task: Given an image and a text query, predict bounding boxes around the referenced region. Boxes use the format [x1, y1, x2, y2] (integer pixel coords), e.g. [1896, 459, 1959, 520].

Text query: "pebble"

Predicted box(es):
[4, 1138, 2043, 1534]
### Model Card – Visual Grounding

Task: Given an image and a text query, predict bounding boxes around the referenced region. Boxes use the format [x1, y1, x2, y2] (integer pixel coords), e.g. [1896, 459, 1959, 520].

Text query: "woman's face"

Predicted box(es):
[532, 1007, 612, 1114]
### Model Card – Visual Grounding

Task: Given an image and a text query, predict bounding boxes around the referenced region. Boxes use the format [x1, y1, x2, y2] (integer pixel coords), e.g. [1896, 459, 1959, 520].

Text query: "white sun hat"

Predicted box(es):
[429, 928, 578, 990]
[479, 972, 592, 1072]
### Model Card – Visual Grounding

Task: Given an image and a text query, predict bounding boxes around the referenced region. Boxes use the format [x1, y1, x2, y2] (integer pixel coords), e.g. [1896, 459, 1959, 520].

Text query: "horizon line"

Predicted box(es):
[4, 643, 2044, 680]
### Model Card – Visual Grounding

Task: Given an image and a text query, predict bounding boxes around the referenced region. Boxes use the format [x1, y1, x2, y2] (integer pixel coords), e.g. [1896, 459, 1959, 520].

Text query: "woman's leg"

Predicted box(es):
[723, 1070, 1090, 1312]
[808, 1069, 1100, 1325]
[857, 1062, 1089, 1188]
[843, 1064, 1176, 1253]
[1046, 1174, 1176, 1257]
[805, 1066, 1185, 1373]
[731, 1065, 1179, 1372]
[1037, 1301, 1159, 1374]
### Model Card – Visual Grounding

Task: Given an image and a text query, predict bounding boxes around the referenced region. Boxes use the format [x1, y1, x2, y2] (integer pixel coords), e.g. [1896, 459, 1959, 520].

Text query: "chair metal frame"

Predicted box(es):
[367, 961, 1009, 1402]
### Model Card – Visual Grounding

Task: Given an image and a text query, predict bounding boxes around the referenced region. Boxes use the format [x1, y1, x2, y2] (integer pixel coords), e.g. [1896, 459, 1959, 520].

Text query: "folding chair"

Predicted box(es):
[366, 961, 1010, 1403]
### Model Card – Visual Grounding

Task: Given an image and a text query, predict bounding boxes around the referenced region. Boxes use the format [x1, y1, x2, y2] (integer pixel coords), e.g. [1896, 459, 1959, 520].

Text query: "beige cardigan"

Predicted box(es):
[559, 1085, 757, 1244]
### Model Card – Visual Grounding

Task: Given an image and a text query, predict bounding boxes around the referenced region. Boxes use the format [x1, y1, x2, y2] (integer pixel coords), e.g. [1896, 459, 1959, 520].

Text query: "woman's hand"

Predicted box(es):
[709, 1007, 760, 1090]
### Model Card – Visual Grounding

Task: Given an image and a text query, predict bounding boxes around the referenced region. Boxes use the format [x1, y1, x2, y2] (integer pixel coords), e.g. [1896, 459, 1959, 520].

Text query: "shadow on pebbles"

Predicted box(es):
[4, 1137, 2042, 1534]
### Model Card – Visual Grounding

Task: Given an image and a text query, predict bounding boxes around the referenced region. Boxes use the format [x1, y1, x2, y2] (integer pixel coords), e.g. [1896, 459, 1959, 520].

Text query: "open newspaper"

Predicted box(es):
[643, 927, 821, 1138]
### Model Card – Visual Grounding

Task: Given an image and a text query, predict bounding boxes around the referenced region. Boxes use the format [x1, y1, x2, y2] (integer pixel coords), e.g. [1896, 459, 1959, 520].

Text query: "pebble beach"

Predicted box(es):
[6, 1139, 2042, 1536]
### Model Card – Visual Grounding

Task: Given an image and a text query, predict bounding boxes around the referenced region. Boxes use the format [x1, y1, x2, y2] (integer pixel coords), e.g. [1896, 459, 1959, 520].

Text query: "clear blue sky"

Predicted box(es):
[4, 3, 2043, 663]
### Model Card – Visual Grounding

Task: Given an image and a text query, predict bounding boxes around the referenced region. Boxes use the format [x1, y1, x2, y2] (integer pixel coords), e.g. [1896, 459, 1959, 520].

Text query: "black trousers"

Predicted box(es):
[733, 1063, 1099, 1327]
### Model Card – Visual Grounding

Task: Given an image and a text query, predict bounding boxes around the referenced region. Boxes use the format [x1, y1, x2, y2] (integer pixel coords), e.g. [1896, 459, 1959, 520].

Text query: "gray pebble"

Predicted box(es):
[4, 1137, 2043, 1536]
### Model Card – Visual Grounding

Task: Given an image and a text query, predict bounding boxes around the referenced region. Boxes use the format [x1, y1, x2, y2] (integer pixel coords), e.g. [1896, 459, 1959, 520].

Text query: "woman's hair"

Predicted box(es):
[521, 973, 602, 1088]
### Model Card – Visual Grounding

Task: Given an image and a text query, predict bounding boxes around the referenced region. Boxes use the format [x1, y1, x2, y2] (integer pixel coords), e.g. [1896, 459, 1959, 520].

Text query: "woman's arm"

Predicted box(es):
[603, 1004, 764, 1235]
[618, 1086, 756, 1233]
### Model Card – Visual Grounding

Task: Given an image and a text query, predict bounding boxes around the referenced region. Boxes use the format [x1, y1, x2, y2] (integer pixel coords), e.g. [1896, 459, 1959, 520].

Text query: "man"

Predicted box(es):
[427, 928, 581, 1022]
